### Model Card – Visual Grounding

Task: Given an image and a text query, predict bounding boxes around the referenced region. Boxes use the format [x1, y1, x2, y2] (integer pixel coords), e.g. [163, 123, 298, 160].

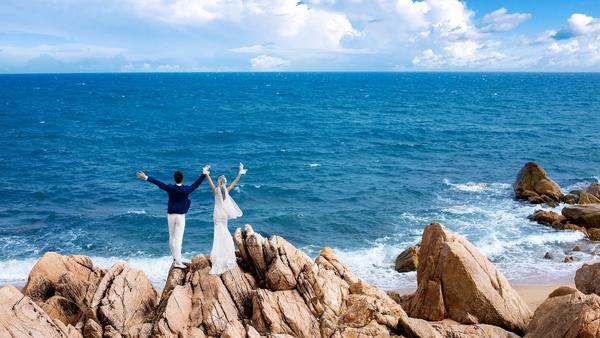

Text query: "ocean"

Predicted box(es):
[1, 72, 599, 289]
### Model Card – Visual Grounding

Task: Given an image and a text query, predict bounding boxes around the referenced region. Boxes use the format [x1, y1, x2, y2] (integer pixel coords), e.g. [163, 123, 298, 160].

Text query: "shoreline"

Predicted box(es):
[395, 282, 575, 312]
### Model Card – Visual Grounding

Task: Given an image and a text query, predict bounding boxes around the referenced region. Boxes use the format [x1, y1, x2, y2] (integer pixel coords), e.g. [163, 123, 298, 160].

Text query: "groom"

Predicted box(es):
[136, 166, 209, 268]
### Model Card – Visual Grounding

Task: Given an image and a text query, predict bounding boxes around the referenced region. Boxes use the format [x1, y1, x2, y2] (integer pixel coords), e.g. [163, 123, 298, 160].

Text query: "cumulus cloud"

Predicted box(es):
[250, 54, 289, 70]
[553, 13, 600, 40]
[0, 0, 599, 71]
[128, 0, 358, 51]
[482, 8, 531, 32]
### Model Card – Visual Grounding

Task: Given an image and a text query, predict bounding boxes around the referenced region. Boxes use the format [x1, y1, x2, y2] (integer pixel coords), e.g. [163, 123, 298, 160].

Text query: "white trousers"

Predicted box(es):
[167, 213, 186, 263]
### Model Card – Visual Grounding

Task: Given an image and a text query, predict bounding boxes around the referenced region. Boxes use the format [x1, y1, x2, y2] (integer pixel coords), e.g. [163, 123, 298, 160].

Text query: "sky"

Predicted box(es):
[0, 0, 599, 72]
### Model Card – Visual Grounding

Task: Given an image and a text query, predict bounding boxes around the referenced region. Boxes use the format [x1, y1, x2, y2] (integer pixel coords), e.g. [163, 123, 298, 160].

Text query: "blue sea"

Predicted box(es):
[1, 73, 600, 289]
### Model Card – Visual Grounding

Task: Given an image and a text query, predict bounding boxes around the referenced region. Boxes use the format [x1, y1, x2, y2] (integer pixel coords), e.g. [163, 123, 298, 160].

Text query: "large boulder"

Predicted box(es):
[562, 204, 600, 229]
[406, 223, 532, 335]
[0, 285, 82, 338]
[23, 252, 105, 306]
[22, 252, 105, 327]
[395, 245, 420, 273]
[525, 287, 600, 338]
[575, 261, 600, 295]
[514, 162, 563, 206]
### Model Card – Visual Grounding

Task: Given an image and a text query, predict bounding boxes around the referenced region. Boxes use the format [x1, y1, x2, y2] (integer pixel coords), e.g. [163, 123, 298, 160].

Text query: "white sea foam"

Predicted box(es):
[443, 179, 512, 193]
[0, 256, 174, 287]
[309, 163, 320, 167]
[127, 209, 147, 215]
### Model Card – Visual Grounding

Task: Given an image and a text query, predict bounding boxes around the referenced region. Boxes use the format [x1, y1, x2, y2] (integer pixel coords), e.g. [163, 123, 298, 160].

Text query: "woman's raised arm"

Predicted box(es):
[204, 166, 217, 194]
[228, 162, 246, 192]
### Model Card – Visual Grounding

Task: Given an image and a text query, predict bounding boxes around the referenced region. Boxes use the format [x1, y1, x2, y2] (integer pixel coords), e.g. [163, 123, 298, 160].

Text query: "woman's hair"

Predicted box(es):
[217, 175, 227, 200]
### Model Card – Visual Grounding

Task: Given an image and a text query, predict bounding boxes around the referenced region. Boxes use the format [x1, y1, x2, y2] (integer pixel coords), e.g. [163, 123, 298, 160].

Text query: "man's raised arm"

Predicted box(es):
[136, 171, 168, 190]
[187, 165, 210, 193]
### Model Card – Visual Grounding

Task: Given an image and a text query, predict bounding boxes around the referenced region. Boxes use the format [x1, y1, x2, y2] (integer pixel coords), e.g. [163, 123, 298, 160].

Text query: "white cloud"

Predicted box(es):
[128, 0, 358, 52]
[250, 54, 289, 70]
[554, 13, 600, 39]
[482, 8, 531, 32]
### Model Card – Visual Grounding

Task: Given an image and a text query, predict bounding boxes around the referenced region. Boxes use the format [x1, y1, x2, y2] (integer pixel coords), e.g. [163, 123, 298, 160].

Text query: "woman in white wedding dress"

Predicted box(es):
[204, 163, 246, 275]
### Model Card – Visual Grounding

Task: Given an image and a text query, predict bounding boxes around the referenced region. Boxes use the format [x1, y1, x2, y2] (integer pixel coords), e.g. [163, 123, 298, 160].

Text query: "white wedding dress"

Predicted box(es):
[209, 183, 242, 275]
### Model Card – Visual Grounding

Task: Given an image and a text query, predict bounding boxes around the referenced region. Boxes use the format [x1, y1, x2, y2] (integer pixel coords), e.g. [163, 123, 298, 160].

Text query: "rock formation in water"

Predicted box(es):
[528, 205, 600, 240]
[394, 245, 419, 273]
[513, 162, 564, 206]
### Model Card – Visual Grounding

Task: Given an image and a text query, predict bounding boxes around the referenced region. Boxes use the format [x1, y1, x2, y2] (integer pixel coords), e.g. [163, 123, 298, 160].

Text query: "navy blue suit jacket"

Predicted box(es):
[147, 174, 205, 214]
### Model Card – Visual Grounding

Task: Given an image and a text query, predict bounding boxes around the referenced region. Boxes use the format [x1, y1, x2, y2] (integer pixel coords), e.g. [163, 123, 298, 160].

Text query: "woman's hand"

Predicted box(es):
[239, 162, 247, 175]
[203, 165, 211, 176]
[136, 171, 148, 180]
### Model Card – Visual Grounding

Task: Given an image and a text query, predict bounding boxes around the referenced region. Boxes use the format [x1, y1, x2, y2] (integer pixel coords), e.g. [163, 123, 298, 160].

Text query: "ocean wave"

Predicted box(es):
[0, 256, 174, 287]
[127, 209, 147, 215]
[442, 179, 511, 193]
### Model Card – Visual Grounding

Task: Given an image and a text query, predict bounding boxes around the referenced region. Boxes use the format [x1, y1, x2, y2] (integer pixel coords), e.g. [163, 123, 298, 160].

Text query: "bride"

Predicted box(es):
[203, 163, 246, 274]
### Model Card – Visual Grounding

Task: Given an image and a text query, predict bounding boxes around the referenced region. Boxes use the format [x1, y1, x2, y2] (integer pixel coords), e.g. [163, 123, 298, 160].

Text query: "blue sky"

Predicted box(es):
[0, 0, 599, 72]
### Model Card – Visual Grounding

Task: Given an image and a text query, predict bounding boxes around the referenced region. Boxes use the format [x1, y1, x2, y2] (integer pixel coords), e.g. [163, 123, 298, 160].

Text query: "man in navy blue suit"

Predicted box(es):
[136, 166, 209, 268]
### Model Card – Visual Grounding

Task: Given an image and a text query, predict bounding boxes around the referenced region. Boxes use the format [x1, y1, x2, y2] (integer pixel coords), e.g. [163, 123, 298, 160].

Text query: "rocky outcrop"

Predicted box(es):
[151, 224, 437, 338]
[405, 223, 532, 335]
[514, 162, 563, 206]
[525, 287, 600, 338]
[568, 183, 600, 205]
[22, 252, 106, 327]
[3, 224, 543, 338]
[431, 322, 520, 338]
[575, 260, 600, 295]
[0, 285, 82, 338]
[19, 253, 157, 338]
[528, 209, 600, 240]
[395, 245, 420, 273]
[562, 204, 600, 229]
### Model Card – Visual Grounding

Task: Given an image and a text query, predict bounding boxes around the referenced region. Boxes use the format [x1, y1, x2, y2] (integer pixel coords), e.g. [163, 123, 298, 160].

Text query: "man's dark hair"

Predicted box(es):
[174, 171, 184, 184]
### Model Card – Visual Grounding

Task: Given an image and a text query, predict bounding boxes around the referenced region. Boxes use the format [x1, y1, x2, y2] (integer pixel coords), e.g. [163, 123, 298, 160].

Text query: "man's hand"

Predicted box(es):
[136, 171, 148, 180]
[203, 165, 210, 176]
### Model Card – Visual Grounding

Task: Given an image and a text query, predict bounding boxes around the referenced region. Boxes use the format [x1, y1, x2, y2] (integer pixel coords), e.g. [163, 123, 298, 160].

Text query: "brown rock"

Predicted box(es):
[89, 262, 156, 336]
[83, 318, 103, 338]
[23, 252, 104, 305]
[22, 252, 105, 328]
[544, 252, 553, 259]
[407, 223, 532, 335]
[252, 289, 320, 337]
[525, 289, 600, 338]
[548, 286, 578, 298]
[514, 162, 563, 205]
[563, 204, 600, 228]
[579, 191, 600, 204]
[394, 245, 420, 272]
[0, 285, 82, 338]
[562, 193, 579, 204]
[431, 322, 521, 338]
[528, 210, 565, 227]
[41, 295, 82, 326]
[575, 261, 600, 295]
[588, 228, 600, 240]
[563, 255, 579, 263]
